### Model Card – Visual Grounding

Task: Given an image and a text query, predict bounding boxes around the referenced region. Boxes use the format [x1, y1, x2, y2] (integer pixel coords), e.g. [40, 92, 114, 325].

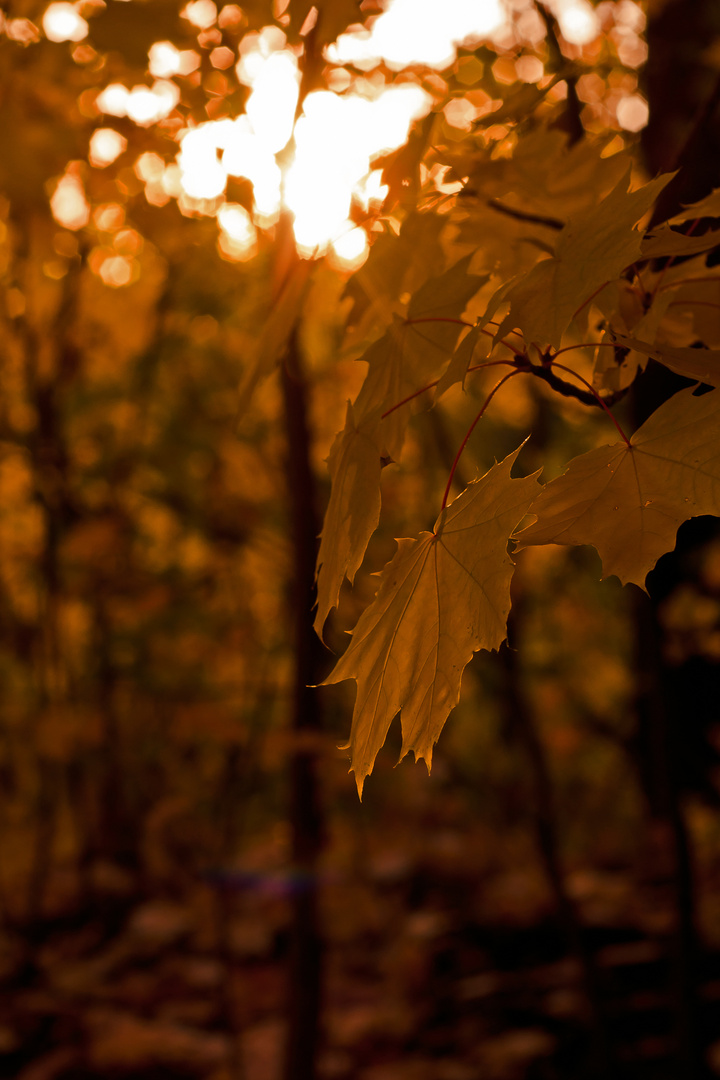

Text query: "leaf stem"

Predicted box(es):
[572, 280, 610, 321]
[440, 371, 521, 512]
[479, 326, 529, 355]
[549, 360, 632, 447]
[380, 360, 515, 418]
[406, 316, 526, 358]
[657, 274, 720, 294]
[405, 317, 475, 329]
[552, 341, 620, 358]
[633, 263, 649, 299]
[483, 319, 525, 338]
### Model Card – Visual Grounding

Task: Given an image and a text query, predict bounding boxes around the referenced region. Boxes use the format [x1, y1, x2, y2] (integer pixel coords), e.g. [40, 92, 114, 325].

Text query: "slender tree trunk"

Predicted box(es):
[631, 9, 720, 1070]
[632, 590, 704, 1078]
[280, 328, 326, 1080]
[500, 603, 614, 1080]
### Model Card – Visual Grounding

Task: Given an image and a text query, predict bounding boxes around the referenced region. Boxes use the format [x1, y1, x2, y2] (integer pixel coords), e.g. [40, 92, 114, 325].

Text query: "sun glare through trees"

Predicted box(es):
[39, 0, 649, 276]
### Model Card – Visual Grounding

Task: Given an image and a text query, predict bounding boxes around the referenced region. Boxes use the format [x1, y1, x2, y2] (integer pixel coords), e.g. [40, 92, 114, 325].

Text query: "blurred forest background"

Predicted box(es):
[1, 0, 720, 1078]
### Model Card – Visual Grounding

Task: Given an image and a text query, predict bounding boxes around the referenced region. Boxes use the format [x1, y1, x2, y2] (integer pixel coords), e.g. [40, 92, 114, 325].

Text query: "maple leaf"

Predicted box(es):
[458, 129, 627, 223]
[494, 169, 672, 349]
[343, 212, 445, 343]
[610, 334, 720, 387]
[376, 113, 437, 212]
[671, 186, 720, 222]
[236, 260, 312, 417]
[435, 322, 492, 399]
[592, 332, 648, 393]
[516, 387, 720, 587]
[641, 225, 720, 260]
[478, 73, 565, 127]
[315, 258, 486, 638]
[353, 257, 487, 458]
[314, 407, 382, 639]
[323, 447, 541, 797]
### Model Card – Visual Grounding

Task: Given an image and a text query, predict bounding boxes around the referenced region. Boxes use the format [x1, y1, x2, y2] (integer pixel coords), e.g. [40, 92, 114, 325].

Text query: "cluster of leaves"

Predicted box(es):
[316, 138, 720, 795]
[2, 0, 714, 813]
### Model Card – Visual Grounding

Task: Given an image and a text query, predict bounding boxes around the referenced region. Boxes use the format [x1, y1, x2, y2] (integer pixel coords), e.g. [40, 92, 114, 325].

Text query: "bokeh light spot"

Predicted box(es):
[51, 167, 90, 230]
[551, 0, 600, 46]
[43, 2, 88, 43]
[89, 128, 127, 168]
[616, 93, 649, 132]
[328, 0, 505, 71]
[99, 255, 134, 287]
[181, 0, 217, 29]
[217, 203, 257, 260]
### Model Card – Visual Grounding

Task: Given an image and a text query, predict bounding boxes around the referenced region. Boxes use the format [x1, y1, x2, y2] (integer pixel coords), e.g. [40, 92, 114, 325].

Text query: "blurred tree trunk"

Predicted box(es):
[631, 6, 720, 1074]
[281, 327, 326, 1080]
[643, 0, 720, 222]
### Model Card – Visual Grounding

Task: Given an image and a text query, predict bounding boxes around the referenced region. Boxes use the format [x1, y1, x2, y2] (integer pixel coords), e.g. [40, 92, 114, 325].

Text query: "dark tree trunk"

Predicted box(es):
[281, 329, 326, 1080]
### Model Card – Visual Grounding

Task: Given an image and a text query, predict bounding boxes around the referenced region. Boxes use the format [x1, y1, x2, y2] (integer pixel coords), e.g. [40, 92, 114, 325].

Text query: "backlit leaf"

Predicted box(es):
[343, 212, 445, 342]
[672, 187, 720, 222]
[516, 387, 720, 587]
[435, 322, 492, 399]
[377, 113, 437, 211]
[236, 260, 312, 418]
[314, 407, 382, 639]
[592, 332, 647, 393]
[316, 259, 484, 636]
[354, 256, 486, 457]
[477, 72, 566, 126]
[640, 225, 720, 260]
[494, 170, 673, 349]
[610, 334, 720, 387]
[324, 447, 541, 796]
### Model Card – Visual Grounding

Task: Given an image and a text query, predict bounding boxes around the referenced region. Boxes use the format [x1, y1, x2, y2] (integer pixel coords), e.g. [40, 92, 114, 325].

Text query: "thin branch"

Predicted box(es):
[380, 360, 515, 419]
[517, 360, 627, 412]
[382, 351, 627, 421]
[486, 198, 564, 231]
[552, 341, 620, 358]
[405, 317, 474, 329]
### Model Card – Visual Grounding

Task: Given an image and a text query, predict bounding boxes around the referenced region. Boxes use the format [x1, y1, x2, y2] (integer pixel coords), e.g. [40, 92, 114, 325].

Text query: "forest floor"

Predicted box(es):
[3, 794, 720, 1080]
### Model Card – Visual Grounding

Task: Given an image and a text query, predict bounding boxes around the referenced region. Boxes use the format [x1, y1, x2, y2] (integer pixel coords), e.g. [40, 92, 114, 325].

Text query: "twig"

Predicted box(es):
[486, 198, 564, 231]
[548, 360, 632, 446]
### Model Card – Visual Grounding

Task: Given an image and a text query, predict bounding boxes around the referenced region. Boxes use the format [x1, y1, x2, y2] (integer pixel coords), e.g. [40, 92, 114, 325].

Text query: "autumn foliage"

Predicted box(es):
[2, 1, 720, 1078]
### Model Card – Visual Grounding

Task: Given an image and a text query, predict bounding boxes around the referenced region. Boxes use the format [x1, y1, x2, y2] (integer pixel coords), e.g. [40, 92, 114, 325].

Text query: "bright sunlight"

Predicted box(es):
[82, 0, 645, 270]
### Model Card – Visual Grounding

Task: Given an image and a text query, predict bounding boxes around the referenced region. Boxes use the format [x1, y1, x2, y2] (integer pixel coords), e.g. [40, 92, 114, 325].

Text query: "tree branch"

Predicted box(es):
[516, 360, 627, 409]
[486, 198, 564, 231]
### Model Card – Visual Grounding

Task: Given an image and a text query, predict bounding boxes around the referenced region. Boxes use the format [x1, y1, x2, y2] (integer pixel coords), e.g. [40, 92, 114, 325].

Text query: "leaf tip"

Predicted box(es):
[312, 605, 330, 645]
[352, 768, 366, 801]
